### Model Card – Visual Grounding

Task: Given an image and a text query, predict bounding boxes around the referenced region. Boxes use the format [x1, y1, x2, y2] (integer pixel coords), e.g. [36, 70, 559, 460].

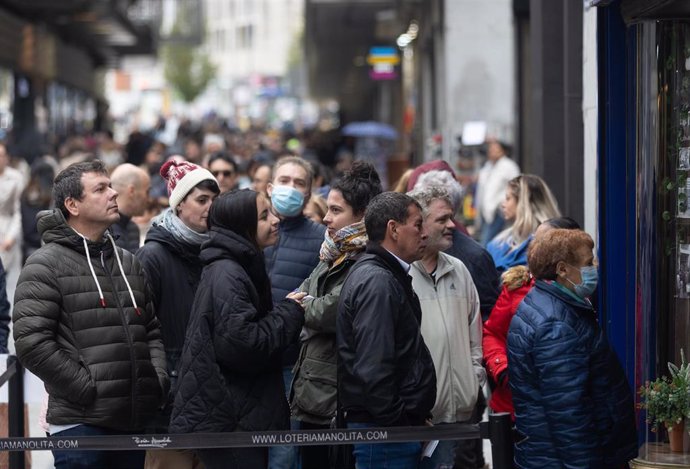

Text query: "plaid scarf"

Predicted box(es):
[319, 220, 368, 267]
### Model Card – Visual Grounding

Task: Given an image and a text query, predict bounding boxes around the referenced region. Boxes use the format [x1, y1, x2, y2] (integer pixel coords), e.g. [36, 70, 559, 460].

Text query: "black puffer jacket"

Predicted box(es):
[337, 242, 436, 426]
[169, 227, 304, 433]
[111, 214, 141, 253]
[137, 223, 203, 379]
[13, 209, 168, 431]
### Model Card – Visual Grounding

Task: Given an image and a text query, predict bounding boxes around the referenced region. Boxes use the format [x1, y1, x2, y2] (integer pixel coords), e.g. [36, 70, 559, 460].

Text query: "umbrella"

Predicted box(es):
[341, 121, 398, 140]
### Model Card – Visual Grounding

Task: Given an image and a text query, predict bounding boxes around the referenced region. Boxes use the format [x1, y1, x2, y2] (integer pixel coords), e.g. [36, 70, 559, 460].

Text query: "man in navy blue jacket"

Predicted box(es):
[264, 156, 326, 469]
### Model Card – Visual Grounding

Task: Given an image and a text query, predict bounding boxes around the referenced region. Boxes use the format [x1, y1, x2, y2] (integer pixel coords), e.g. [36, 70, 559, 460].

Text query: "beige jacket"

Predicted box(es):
[410, 252, 485, 423]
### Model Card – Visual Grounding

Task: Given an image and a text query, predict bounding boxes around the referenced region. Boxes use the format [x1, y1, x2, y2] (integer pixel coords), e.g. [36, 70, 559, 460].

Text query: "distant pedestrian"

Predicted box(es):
[487, 174, 560, 272]
[169, 189, 306, 469]
[0, 143, 24, 306]
[110, 163, 151, 252]
[20, 158, 55, 262]
[337, 192, 436, 469]
[208, 151, 239, 193]
[475, 139, 520, 246]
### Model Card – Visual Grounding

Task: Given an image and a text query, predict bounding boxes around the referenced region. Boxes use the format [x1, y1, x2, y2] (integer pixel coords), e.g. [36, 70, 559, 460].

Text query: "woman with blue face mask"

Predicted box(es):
[506, 229, 637, 469]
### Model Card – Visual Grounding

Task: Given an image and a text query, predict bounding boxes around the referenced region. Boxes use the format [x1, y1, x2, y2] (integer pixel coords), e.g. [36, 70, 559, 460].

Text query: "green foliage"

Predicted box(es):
[162, 43, 216, 103]
[639, 350, 690, 431]
[160, 10, 215, 104]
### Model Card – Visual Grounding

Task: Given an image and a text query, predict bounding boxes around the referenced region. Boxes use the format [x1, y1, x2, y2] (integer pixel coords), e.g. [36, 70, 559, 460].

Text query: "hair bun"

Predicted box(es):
[348, 160, 381, 184]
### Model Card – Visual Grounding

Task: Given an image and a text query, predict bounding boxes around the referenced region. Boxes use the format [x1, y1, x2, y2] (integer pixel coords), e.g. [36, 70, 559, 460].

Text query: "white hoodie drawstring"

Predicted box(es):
[107, 233, 141, 316]
[81, 236, 106, 308]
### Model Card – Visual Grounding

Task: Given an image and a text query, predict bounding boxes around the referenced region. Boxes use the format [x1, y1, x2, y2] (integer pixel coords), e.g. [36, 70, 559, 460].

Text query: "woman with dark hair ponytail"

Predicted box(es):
[169, 189, 306, 469]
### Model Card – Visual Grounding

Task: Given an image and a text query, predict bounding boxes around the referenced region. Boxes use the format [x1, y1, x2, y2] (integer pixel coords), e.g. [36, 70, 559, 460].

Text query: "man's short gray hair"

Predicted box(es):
[407, 186, 453, 217]
[412, 170, 463, 211]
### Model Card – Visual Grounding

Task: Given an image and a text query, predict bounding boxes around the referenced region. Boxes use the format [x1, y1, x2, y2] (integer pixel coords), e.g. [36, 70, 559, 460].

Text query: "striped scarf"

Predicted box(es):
[319, 220, 368, 267]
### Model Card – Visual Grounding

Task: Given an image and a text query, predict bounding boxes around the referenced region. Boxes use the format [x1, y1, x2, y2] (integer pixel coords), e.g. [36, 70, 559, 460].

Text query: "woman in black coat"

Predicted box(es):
[169, 189, 306, 469]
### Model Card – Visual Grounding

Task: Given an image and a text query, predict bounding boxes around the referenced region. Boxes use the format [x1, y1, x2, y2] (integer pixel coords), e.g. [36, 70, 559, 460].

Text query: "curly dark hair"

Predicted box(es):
[331, 161, 382, 217]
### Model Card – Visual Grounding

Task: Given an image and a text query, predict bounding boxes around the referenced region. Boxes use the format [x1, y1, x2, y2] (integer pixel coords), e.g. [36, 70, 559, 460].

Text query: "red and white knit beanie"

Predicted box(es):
[160, 159, 217, 210]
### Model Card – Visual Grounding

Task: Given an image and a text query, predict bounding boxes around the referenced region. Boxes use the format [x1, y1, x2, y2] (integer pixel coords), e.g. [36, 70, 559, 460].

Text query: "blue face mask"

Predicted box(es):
[566, 264, 598, 299]
[271, 185, 305, 217]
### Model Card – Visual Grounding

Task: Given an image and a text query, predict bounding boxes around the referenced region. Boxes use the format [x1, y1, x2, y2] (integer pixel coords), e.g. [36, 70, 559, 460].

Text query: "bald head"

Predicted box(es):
[110, 163, 151, 217]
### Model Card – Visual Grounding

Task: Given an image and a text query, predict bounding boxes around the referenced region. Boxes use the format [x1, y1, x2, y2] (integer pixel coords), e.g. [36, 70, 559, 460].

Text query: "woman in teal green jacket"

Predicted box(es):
[291, 161, 382, 469]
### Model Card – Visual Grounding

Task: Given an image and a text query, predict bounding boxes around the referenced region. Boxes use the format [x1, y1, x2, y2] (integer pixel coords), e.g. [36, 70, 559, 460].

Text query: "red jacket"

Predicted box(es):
[483, 268, 534, 419]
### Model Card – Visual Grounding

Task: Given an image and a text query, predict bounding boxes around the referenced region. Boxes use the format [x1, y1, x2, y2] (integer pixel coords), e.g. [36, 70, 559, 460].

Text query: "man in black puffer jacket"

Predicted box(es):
[337, 192, 436, 469]
[13, 160, 168, 469]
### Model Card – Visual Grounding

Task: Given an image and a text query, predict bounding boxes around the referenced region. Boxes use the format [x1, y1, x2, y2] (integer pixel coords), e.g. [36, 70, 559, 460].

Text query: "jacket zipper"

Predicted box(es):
[101, 250, 138, 428]
[426, 265, 458, 415]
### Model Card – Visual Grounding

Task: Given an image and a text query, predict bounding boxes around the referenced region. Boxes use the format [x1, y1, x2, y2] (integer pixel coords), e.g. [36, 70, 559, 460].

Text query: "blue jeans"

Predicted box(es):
[52, 424, 145, 469]
[419, 439, 456, 469]
[267, 366, 300, 469]
[348, 423, 422, 469]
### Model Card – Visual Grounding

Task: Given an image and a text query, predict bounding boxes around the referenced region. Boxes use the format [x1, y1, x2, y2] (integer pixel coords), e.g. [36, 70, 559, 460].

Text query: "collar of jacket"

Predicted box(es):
[201, 226, 259, 267]
[411, 252, 455, 281]
[534, 279, 595, 315]
[116, 213, 132, 227]
[201, 226, 272, 312]
[37, 208, 113, 257]
[365, 241, 417, 299]
[279, 214, 309, 231]
[144, 223, 202, 262]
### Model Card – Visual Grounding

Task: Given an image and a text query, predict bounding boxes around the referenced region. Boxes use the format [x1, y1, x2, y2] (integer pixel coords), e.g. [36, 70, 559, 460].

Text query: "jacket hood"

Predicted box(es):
[200, 227, 259, 267]
[201, 226, 273, 313]
[36, 208, 141, 312]
[37, 209, 113, 256]
[144, 224, 201, 262]
[280, 215, 310, 230]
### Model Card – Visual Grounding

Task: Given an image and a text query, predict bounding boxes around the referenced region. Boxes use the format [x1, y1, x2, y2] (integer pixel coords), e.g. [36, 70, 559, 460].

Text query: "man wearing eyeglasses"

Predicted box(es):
[208, 151, 239, 193]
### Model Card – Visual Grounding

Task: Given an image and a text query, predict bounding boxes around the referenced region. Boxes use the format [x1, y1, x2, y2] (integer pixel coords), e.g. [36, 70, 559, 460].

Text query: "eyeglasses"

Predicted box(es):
[211, 170, 234, 178]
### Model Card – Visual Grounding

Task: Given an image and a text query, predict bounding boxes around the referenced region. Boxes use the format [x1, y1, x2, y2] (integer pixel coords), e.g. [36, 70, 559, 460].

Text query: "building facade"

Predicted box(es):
[595, 0, 690, 463]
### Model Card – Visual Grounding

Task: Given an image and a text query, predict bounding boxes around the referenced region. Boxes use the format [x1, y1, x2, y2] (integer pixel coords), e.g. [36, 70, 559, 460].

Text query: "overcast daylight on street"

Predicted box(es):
[0, 1, 688, 468]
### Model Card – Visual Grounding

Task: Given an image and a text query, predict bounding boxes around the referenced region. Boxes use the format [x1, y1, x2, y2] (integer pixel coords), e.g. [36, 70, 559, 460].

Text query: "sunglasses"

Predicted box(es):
[211, 170, 234, 178]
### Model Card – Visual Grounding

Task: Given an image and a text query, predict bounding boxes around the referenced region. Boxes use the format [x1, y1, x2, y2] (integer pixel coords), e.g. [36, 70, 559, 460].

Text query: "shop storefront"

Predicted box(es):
[598, 1, 690, 465]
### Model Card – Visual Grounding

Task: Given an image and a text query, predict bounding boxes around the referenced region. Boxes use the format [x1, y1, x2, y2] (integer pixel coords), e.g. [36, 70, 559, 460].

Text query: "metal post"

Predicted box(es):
[8, 355, 25, 469]
[489, 412, 513, 469]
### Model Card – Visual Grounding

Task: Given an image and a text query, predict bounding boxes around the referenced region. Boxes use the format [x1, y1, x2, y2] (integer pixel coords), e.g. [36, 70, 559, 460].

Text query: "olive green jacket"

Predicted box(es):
[290, 257, 357, 425]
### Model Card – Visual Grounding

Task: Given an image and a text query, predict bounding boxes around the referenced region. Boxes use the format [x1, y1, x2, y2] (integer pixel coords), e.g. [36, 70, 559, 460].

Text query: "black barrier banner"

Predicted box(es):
[0, 423, 481, 451]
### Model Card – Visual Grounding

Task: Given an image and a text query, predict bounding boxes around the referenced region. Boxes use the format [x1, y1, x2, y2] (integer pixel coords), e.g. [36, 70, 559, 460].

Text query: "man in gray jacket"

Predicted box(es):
[408, 186, 485, 469]
[13, 160, 168, 469]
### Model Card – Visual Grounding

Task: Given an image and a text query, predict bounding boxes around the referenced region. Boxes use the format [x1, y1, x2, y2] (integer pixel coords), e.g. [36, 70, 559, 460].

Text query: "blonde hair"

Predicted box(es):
[494, 174, 560, 247]
[392, 168, 414, 193]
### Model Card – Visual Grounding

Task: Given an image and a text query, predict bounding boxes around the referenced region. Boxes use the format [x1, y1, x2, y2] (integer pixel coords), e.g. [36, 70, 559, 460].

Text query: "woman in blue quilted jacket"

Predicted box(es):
[507, 229, 637, 468]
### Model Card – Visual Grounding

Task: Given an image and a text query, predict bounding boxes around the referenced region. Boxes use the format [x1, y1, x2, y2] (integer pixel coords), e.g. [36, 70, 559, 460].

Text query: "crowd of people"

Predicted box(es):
[0, 124, 639, 469]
